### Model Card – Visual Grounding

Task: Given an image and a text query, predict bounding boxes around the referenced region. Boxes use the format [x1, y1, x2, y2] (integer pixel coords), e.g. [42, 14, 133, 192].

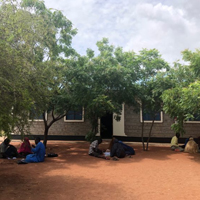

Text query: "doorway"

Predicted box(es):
[100, 113, 113, 138]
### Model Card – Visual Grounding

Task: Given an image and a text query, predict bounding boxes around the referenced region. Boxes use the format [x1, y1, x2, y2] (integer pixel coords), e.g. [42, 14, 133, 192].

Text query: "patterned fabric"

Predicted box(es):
[88, 140, 98, 155]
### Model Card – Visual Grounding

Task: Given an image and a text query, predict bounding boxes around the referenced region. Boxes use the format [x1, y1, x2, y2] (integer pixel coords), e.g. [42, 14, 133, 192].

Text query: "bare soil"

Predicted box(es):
[0, 140, 200, 200]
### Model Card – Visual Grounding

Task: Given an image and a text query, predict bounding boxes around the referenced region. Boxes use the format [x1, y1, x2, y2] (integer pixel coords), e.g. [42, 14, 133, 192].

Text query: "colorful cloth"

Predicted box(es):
[25, 142, 45, 163]
[18, 137, 32, 154]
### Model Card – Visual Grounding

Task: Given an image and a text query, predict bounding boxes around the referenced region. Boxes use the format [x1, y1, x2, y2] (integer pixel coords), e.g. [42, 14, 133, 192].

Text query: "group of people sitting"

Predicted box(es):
[2, 133, 198, 164]
[171, 132, 200, 153]
[88, 137, 135, 160]
[0, 137, 45, 164]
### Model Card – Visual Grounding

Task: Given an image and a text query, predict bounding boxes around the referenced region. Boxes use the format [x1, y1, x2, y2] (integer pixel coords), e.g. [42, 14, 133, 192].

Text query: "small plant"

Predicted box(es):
[85, 131, 97, 143]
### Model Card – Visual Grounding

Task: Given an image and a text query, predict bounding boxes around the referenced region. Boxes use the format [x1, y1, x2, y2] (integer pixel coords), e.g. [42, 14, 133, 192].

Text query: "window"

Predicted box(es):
[140, 110, 163, 123]
[29, 108, 47, 121]
[185, 114, 200, 123]
[64, 107, 84, 122]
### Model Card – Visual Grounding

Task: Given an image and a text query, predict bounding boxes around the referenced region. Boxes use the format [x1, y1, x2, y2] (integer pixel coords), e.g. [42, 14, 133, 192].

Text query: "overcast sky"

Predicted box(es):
[44, 0, 200, 64]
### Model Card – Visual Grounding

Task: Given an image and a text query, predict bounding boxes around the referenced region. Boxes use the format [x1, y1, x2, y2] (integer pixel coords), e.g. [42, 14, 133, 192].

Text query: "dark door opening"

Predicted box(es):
[100, 113, 113, 139]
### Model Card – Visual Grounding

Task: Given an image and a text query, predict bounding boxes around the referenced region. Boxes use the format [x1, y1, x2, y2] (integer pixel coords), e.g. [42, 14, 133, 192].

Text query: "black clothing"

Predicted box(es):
[110, 139, 126, 158]
[4, 145, 18, 158]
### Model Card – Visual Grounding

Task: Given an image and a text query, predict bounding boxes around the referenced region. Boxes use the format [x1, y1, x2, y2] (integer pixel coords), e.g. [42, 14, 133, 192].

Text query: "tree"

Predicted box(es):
[0, 0, 51, 135]
[162, 49, 200, 135]
[162, 62, 196, 135]
[67, 38, 139, 141]
[20, 0, 77, 146]
[131, 49, 170, 151]
[0, 0, 77, 145]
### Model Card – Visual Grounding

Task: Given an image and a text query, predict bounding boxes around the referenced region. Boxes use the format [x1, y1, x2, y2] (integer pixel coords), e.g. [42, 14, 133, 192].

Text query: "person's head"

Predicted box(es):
[189, 137, 194, 141]
[4, 138, 10, 146]
[176, 132, 180, 138]
[35, 137, 41, 145]
[97, 138, 102, 144]
[24, 137, 29, 142]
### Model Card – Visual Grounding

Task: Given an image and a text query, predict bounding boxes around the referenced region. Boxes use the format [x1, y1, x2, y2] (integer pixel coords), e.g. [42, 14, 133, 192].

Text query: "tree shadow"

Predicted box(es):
[44, 141, 186, 166]
[1, 141, 200, 200]
[0, 171, 137, 200]
[4, 140, 200, 168]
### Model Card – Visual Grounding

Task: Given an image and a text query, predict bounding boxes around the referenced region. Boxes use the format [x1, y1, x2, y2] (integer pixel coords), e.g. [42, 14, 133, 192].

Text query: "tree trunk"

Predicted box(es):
[42, 110, 66, 148]
[146, 118, 155, 151]
[43, 127, 49, 148]
[141, 121, 145, 151]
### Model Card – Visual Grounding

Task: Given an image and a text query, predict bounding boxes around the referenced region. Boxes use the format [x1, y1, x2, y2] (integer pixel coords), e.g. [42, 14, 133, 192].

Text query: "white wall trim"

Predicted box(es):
[64, 108, 84, 123]
[140, 110, 163, 123]
[113, 103, 127, 136]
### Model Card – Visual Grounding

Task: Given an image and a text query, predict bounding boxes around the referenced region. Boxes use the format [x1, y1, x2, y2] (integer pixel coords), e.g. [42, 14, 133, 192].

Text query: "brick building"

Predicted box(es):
[26, 104, 200, 142]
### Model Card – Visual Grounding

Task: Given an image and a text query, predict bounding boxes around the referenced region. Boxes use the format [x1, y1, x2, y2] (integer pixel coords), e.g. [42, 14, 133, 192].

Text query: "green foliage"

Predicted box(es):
[182, 49, 200, 77]
[130, 49, 170, 150]
[85, 131, 96, 143]
[3, 0, 200, 145]
[0, 0, 77, 139]
[67, 38, 140, 135]
[161, 61, 197, 135]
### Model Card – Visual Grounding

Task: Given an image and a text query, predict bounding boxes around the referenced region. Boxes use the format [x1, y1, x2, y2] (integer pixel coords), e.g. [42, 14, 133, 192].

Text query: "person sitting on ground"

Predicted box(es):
[170, 132, 184, 152]
[184, 137, 199, 153]
[109, 137, 135, 156]
[179, 136, 192, 149]
[0, 138, 10, 158]
[197, 136, 200, 150]
[88, 138, 109, 159]
[118, 140, 135, 155]
[18, 137, 32, 157]
[110, 138, 126, 158]
[24, 137, 45, 163]
[0, 138, 18, 159]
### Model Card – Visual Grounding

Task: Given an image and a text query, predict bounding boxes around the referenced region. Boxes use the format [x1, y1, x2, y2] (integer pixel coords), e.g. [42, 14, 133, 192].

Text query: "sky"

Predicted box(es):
[44, 0, 200, 64]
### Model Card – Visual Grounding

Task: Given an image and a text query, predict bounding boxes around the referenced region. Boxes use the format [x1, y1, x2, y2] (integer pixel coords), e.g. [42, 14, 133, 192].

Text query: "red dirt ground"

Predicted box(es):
[0, 140, 200, 200]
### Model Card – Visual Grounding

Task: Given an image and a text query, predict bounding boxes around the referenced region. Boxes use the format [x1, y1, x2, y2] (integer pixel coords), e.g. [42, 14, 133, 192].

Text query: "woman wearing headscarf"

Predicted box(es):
[18, 137, 32, 157]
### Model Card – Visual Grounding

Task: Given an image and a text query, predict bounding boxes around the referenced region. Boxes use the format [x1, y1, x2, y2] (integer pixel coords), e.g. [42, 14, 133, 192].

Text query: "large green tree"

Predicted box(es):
[0, 0, 77, 144]
[131, 49, 169, 150]
[67, 38, 139, 141]
[162, 62, 196, 135]
[162, 49, 200, 135]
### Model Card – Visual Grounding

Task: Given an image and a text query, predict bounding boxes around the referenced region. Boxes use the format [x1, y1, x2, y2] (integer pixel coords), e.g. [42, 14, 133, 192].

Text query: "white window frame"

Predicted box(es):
[140, 110, 163, 123]
[185, 119, 200, 123]
[185, 120, 200, 124]
[64, 107, 84, 122]
[184, 114, 200, 124]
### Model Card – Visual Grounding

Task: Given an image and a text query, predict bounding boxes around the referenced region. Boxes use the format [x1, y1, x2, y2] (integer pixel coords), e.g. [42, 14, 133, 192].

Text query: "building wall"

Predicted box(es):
[124, 105, 200, 138]
[29, 113, 91, 136]
[27, 105, 200, 138]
